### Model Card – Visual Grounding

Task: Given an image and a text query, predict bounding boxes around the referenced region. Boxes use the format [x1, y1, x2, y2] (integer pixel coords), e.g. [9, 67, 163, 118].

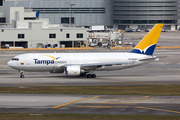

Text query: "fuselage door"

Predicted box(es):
[26, 58, 31, 65]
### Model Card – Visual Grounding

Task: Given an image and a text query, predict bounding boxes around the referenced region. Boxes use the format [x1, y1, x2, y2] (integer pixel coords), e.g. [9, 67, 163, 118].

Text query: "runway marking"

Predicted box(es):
[136, 106, 180, 114]
[78, 106, 129, 108]
[109, 81, 169, 85]
[53, 96, 100, 108]
[7, 83, 66, 86]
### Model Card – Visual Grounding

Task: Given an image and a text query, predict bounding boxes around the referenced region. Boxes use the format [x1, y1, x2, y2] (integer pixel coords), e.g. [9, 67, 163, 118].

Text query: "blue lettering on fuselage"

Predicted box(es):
[34, 59, 54, 65]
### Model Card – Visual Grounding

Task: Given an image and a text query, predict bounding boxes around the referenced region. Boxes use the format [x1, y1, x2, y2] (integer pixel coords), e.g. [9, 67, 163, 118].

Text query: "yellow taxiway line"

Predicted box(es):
[110, 46, 180, 50]
[75, 105, 180, 114]
[53, 96, 100, 108]
[136, 106, 180, 114]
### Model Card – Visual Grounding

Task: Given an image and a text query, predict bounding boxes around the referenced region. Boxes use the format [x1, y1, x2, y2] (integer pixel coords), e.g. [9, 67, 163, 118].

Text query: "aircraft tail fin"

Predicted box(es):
[36, 11, 40, 19]
[129, 23, 164, 56]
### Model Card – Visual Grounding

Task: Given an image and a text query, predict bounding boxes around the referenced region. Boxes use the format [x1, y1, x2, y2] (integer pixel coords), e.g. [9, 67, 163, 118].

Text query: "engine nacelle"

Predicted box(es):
[65, 66, 81, 76]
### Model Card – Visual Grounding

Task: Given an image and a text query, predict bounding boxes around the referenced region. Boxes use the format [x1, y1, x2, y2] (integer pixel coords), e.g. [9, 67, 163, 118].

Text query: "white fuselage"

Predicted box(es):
[7, 52, 155, 72]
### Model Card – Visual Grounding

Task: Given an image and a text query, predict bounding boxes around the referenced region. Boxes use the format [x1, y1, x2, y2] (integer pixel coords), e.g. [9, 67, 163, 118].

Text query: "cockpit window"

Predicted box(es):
[12, 58, 19, 61]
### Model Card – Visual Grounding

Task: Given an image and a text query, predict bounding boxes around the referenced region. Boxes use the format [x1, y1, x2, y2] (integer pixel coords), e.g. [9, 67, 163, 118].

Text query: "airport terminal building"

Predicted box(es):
[1, 0, 180, 30]
[113, 0, 180, 30]
[2, 0, 113, 27]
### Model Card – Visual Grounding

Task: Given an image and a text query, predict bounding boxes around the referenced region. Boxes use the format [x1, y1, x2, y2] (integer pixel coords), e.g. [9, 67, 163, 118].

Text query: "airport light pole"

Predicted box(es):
[29, 2, 33, 9]
[70, 4, 75, 27]
[14, 2, 18, 7]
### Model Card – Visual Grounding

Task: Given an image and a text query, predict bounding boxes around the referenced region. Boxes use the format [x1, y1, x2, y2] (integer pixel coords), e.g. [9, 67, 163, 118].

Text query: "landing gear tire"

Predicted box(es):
[20, 70, 24, 78]
[87, 74, 92, 78]
[92, 74, 96, 78]
[87, 74, 96, 78]
[20, 75, 24, 78]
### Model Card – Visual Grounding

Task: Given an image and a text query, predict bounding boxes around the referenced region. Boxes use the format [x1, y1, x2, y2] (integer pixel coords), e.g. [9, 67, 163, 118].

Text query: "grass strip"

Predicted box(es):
[0, 85, 180, 95]
[0, 113, 180, 120]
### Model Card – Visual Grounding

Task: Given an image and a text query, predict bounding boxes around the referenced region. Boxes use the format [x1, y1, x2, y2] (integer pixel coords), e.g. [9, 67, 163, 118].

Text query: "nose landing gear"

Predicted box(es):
[20, 70, 24, 78]
[20, 75, 24, 78]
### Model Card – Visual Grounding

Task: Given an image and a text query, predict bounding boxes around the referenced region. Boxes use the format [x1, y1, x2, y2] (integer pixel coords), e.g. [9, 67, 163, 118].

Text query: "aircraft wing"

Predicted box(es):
[64, 62, 131, 70]
[81, 62, 130, 67]
[80, 62, 132, 70]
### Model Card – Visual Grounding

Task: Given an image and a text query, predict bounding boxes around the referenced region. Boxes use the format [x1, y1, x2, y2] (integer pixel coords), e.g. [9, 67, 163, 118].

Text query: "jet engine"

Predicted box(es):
[64, 66, 81, 76]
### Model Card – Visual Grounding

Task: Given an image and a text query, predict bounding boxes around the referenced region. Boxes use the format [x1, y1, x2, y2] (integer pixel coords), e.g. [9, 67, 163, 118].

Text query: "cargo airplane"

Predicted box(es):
[7, 24, 164, 78]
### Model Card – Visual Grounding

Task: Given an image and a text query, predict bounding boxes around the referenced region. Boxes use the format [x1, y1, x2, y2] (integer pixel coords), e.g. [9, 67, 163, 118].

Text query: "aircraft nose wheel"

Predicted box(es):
[20, 75, 24, 78]
[20, 70, 24, 78]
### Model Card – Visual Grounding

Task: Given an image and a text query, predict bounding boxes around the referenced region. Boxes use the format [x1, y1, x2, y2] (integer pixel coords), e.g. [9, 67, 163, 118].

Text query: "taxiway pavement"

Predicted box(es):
[0, 94, 180, 115]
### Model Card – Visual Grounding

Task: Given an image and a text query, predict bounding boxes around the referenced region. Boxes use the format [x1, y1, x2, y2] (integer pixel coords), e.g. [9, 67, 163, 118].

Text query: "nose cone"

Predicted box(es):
[7, 61, 12, 67]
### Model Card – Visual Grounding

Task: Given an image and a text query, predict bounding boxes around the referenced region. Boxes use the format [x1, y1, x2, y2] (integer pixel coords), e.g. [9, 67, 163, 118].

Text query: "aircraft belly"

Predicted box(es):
[15, 65, 54, 72]
[52, 66, 64, 73]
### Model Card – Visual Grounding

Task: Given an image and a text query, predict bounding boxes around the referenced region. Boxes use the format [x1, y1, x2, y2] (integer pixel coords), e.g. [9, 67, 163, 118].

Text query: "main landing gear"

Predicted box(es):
[86, 70, 96, 78]
[86, 74, 96, 78]
[80, 73, 96, 78]
[20, 70, 24, 78]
